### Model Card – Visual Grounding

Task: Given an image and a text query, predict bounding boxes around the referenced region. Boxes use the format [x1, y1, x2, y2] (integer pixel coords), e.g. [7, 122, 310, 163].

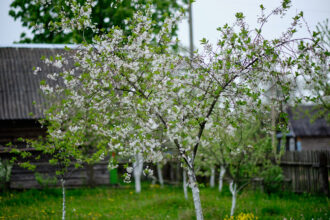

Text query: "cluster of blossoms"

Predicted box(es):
[142, 166, 153, 177]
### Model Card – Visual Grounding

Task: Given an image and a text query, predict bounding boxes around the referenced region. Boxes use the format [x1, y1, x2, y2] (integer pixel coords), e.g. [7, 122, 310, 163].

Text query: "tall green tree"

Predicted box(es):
[9, 0, 187, 43]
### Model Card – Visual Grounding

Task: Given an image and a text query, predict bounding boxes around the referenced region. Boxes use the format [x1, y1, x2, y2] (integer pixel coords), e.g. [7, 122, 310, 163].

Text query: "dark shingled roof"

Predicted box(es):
[287, 105, 330, 137]
[0, 46, 71, 120]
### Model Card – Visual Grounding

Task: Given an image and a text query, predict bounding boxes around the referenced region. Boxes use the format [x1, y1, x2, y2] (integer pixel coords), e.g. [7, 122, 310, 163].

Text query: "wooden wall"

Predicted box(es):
[0, 119, 111, 189]
[0, 120, 46, 146]
[9, 161, 110, 189]
[300, 137, 330, 151]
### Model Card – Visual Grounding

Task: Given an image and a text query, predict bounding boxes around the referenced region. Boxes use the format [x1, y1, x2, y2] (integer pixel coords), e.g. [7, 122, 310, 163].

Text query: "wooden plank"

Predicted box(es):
[8, 161, 112, 189]
[306, 151, 311, 192]
[10, 180, 40, 189]
[11, 173, 38, 181]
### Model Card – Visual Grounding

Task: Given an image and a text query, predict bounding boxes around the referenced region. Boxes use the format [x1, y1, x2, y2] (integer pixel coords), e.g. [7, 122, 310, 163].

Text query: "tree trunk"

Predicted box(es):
[134, 153, 143, 193]
[157, 163, 164, 187]
[183, 169, 188, 200]
[229, 181, 237, 217]
[187, 167, 204, 220]
[218, 165, 226, 192]
[210, 166, 215, 188]
[61, 179, 66, 220]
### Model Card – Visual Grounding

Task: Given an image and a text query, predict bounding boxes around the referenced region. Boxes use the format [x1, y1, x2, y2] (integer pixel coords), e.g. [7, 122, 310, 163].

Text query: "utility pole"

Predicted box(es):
[271, 93, 277, 152]
[271, 75, 278, 155]
[188, 1, 194, 59]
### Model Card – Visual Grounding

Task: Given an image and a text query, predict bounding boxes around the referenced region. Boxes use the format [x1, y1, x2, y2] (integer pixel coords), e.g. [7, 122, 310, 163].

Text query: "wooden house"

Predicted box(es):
[0, 45, 110, 189]
[277, 105, 330, 151]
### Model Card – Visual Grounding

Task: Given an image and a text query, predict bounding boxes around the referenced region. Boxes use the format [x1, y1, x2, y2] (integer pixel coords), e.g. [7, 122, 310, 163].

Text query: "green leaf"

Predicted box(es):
[235, 12, 244, 19]
[40, 80, 46, 85]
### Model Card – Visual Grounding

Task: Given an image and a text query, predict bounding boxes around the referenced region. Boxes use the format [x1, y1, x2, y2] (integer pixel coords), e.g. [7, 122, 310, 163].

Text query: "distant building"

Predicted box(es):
[277, 105, 330, 151]
[0, 45, 110, 188]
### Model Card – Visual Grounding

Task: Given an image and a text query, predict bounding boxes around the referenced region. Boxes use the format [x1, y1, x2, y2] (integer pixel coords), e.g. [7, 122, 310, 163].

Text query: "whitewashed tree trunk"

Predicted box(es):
[134, 153, 143, 193]
[229, 181, 238, 217]
[183, 169, 188, 200]
[187, 167, 204, 220]
[157, 163, 164, 187]
[210, 166, 215, 188]
[218, 165, 226, 192]
[61, 179, 66, 220]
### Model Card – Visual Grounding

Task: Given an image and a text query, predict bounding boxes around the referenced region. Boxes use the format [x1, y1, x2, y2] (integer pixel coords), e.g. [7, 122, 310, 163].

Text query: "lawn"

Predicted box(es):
[0, 183, 329, 220]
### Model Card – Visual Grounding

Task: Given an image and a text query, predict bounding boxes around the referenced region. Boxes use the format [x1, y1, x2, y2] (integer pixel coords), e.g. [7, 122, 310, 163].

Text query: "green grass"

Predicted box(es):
[0, 183, 329, 219]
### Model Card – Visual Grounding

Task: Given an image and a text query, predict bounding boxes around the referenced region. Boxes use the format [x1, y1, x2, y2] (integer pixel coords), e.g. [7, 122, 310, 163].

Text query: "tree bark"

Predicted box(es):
[210, 166, 215, 188]
[61, 179, 66, 220]
[134, 153, 143, 193]
[183, 169, 188, 200]
[229, 181, 237, 217]
[218, 165, 226, 192]
[187, 167, 204, 220]
[157, 163, 164, 187]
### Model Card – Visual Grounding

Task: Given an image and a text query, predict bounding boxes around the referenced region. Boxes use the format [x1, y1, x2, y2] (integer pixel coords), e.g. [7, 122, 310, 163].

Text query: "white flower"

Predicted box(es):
[143, 167, 153, 177]
[126, 167, 133, 173]
[108, 160, 118, 170]
[33, 66, 41, 75]
[53, 60, 63, 68]
[91, 124, 98, 130]
[69, 125, 80, 133]
[99, 153, 105, 160]
[123, 173, 131, 183]
[40, 84, 53, 94]
[147, 118, 158, 130]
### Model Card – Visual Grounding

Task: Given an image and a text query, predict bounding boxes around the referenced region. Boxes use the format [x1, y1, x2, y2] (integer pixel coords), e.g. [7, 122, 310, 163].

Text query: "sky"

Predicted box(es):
[0, 0, 329, 50]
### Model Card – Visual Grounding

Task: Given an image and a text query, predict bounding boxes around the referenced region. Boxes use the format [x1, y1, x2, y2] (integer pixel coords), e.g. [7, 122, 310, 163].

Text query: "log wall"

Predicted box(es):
[9, 161, 109, 189]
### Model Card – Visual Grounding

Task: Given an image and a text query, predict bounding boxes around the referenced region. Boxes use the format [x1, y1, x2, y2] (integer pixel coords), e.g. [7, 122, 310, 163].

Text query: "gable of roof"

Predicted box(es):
[0, 45, 72, 120]
[287, 105, 330, 137]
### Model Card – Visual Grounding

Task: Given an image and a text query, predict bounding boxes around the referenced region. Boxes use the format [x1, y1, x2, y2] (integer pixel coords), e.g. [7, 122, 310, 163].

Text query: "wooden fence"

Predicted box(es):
[3, 150, 330, 195]
[280, 151, 330, 195]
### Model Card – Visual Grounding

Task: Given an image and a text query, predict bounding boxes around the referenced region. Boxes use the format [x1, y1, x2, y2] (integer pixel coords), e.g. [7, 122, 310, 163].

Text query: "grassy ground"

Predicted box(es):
[0, 183, 329, 220]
